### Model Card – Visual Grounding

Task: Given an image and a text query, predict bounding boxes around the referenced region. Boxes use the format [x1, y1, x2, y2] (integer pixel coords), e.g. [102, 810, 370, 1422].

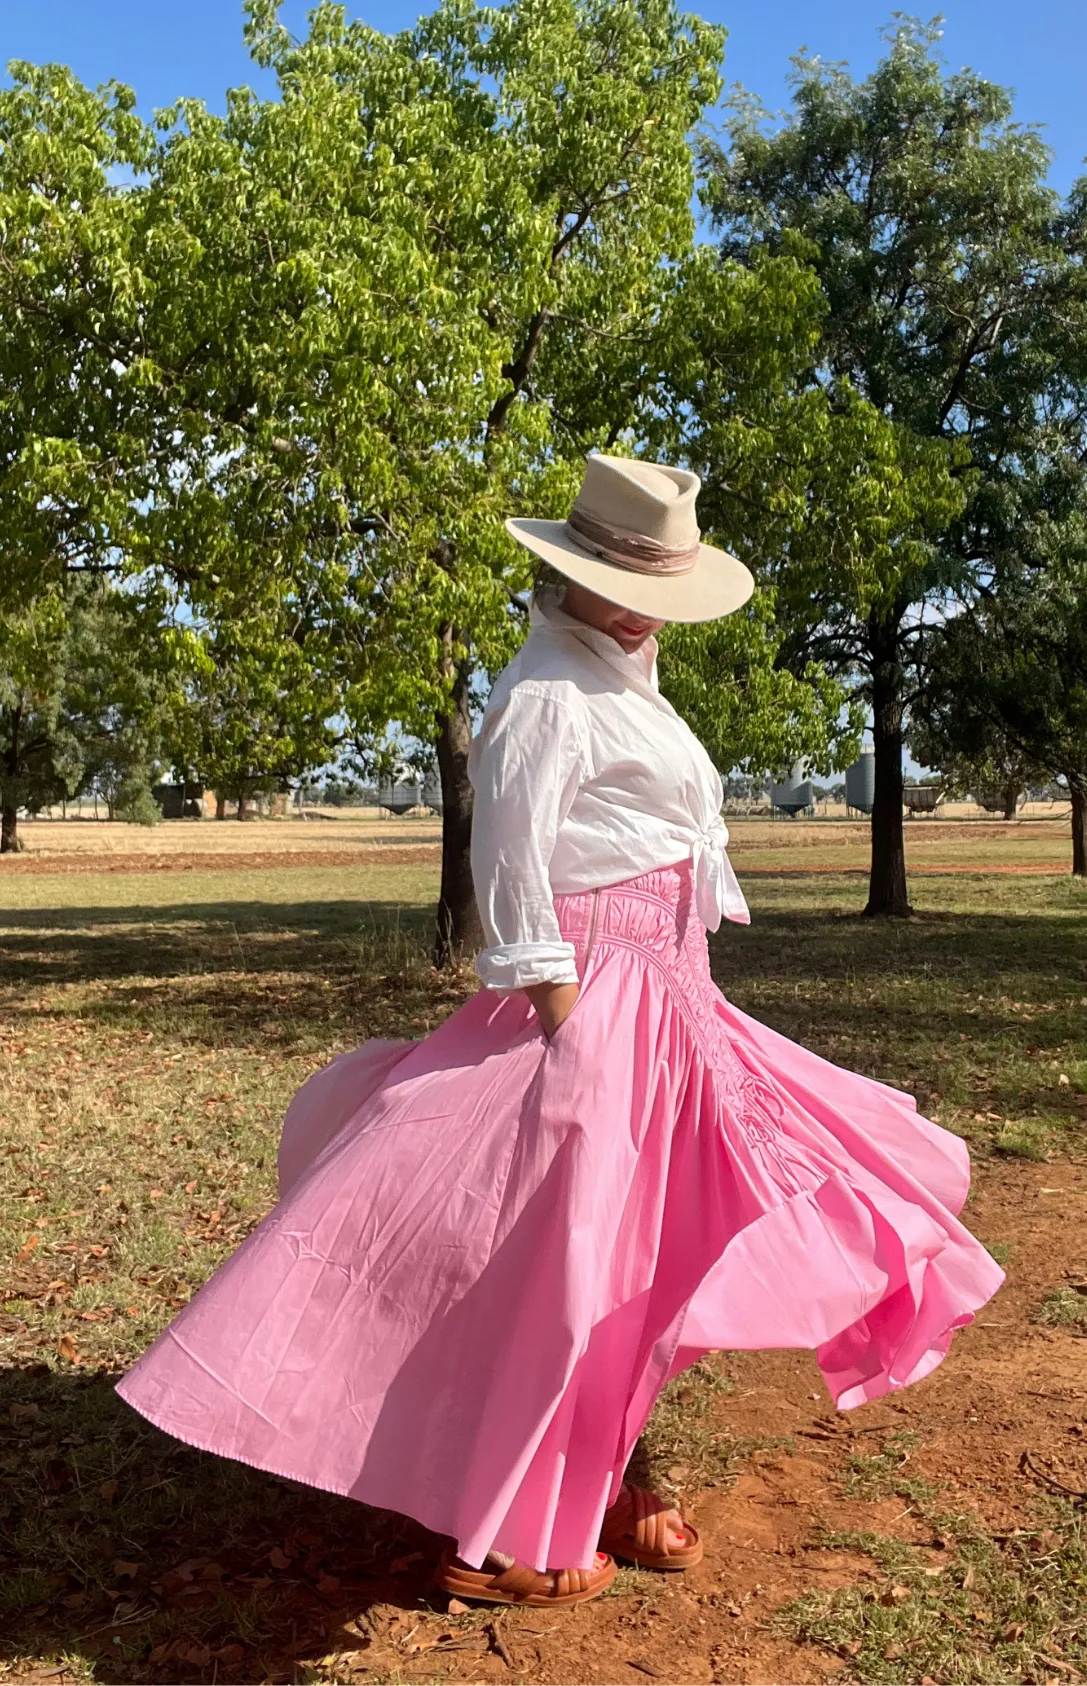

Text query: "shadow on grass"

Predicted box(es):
[0, 900, 435, 985]
[0, 1365, 442, 1683]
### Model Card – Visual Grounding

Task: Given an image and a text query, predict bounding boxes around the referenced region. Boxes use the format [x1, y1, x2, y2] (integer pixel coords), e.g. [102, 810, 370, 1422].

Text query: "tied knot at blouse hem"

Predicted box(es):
[468, 595, 750, 993]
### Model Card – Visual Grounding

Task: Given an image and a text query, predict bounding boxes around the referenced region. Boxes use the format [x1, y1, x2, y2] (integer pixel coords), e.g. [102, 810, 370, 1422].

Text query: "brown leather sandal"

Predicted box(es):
[599, 1482, 703, 1570]
[435, 1547, 616, 1606]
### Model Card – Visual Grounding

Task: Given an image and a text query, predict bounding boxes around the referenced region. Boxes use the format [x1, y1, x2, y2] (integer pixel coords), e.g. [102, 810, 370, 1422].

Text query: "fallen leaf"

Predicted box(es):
[56, 1333, 80, 1364]
[149, 1189, 164, 1200]
[113, 1560, 140, 1579]
[14, 1234, 39, 1262]
[212, 1644, 245, 1663]
[41, 1458, 73, 1493]
[390, 1551, 424, 1573]
[10, 1402, 40, 1425]
[316, 1571, 341, 1598]
[962, 1566, 976, 1590]
[1003, 1622, 1025, 1641]
[447, 1597, 470, 1615]
[269, 1546, 292, 1569]
[99, 1478, 119, 1504]
[881, 1584, 911, 1606]
[185, 1179, 197, 1192]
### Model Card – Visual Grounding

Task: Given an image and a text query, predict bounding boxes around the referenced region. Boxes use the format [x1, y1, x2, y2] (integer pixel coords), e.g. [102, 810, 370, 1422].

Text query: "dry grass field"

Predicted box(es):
[1, 814, 1085, 1685]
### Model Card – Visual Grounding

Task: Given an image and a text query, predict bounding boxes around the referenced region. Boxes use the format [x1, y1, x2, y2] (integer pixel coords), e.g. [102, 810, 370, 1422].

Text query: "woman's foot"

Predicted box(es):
[435, 1547, 616, 1606]
[599, 1482, 703, 1570]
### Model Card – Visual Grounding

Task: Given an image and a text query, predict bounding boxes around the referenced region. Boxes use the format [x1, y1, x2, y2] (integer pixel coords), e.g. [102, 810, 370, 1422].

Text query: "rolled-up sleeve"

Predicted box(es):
[469, 685, 586, 992]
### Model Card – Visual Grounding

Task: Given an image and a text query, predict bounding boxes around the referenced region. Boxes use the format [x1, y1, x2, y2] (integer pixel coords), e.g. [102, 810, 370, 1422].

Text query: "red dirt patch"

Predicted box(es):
[0, 849, 1070, 880]
[0, 846, 441, 875]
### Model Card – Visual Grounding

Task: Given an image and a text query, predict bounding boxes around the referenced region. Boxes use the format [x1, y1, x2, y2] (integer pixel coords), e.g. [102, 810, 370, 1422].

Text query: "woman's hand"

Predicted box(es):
[524, 980, 580, 1040]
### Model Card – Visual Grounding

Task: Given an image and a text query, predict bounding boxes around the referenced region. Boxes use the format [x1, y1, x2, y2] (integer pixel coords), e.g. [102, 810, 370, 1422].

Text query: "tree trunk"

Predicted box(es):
[434, 625, 484, 968]
[237, 794, 248, 821]
[215, 793, 226, 820]
[864, 621, 911, 917]
[1069, 772, 1087, 877]
[1002, 782, 1019, 822]
[1, 701, 20, 853]
[0, 801, 19, 854]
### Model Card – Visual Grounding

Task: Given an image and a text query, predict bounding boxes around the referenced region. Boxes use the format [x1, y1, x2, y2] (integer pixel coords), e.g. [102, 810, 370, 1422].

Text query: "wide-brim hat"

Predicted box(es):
[506, 454, 754, 624]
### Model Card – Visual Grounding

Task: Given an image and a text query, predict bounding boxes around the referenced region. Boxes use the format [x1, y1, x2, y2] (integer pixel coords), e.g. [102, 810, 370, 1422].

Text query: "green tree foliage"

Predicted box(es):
[0, 583, 171, 847]
[913, 574, 1087, 873]
[168, 619, 340, 819]
[123, 0, 854, 959]
[0, 63, 154, 618]
[658, 586, 862, 778]
[698, 18, 1078, 915]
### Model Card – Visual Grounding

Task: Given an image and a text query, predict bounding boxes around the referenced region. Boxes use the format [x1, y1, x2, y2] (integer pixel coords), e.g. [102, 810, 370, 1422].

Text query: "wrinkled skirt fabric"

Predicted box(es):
[116, 863, 1003, 1573]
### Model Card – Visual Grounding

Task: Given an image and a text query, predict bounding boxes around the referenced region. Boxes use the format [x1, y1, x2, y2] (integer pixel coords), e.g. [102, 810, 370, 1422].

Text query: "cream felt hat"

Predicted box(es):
[506, 455, 754, 624]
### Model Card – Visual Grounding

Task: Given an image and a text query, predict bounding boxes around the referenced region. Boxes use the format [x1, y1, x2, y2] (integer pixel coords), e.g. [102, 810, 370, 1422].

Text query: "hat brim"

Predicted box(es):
[506, 518, 754, 624]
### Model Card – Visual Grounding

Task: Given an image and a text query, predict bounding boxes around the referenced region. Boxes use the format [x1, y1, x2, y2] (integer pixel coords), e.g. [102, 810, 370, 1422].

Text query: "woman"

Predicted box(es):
[116, 456, 1004, 1608]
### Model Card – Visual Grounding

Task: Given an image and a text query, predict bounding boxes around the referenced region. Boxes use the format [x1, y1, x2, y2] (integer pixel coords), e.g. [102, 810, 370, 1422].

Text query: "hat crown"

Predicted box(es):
[573, 455, 701, 547]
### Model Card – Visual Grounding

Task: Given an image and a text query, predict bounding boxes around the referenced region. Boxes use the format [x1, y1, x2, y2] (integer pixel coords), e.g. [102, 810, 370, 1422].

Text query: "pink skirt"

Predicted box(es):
[116, 863, 1003, 1573]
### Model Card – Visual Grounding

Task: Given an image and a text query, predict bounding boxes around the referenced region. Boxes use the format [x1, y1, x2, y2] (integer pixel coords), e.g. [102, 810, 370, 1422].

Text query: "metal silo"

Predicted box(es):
[770, 763, 814, 817]
[845, 749, 876, 815]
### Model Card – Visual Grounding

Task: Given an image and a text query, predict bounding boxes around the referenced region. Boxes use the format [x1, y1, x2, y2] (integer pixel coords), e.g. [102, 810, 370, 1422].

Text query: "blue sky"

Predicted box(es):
[4, 0, 1086, 197]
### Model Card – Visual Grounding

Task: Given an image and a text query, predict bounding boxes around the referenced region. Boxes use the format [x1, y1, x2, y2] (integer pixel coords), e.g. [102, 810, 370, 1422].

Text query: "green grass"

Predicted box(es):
[1035, 1286, 1087, 1330]
[1, 852, 1085, 1681]
[781, 1507, 1087, 1683]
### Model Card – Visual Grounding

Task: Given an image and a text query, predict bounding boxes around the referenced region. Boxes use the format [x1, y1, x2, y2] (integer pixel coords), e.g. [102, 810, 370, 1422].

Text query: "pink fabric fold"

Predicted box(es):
[116, 863, 1003, 1573]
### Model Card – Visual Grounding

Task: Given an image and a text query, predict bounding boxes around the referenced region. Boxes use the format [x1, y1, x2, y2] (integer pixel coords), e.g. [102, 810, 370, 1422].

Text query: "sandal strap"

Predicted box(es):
[609, 1483, 679, 1556]
[490, 1560, 598, 1600]
[553, 1565, 594, 1597]
[489, 1561, 558, 1599]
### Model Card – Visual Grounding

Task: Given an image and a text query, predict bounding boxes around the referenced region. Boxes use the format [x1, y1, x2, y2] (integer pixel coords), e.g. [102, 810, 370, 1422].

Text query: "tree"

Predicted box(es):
[167, 615, 340, 820]
[0, 582, 171, 848]
[0, 600, 75, 848]
[699, 18, 1077, 914]
[0, 63, 166, 849]
[657, 584, 861, 778]
[119, 0, 729, 959]
[120, 0, 855, 963]
[908, 735, 1031, 822]
[912, 573, 1087, 873]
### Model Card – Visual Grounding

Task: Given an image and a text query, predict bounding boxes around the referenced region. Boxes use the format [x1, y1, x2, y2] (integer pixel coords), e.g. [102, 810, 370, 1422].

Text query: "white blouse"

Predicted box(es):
[467, 594, 750, 992]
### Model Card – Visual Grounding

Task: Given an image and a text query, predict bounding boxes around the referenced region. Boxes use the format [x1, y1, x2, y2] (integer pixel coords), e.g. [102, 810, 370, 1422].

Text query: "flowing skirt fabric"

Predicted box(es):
[116, 863, 1003, 1573]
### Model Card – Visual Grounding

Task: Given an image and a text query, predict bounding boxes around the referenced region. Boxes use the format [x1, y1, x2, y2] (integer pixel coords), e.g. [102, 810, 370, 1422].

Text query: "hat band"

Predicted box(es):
[566, 507, 700, 577]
